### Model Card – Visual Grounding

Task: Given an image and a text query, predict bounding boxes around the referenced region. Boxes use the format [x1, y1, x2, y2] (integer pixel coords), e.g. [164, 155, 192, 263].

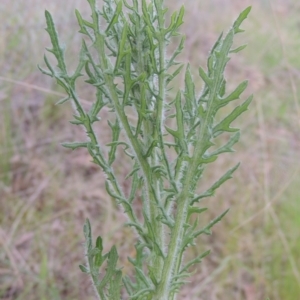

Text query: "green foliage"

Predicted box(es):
[40, 1, 251, 299]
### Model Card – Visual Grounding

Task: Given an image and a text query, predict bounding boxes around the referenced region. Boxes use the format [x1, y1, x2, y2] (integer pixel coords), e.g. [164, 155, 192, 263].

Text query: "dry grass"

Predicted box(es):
[1, 0, 300, 299]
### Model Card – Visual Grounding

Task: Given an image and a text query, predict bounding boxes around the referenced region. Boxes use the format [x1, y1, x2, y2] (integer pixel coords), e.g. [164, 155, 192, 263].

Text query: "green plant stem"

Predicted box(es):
[149, 3, 169, 280]
[155, 164, 194, 299]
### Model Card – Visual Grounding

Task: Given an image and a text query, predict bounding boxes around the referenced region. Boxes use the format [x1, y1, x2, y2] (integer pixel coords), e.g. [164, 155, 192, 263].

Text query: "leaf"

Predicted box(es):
[94, 236, 104, 268]
[129, 287, 153, 298]
[75, 9, 94, 35]
[135, 267, 152, 288]
[123, 275, 134, 296]
[108, 119, 121, 165]
[187, 207, 208, 219]
[79, 264, 90, 273]
[97, 246, 119, 290]
[184, 64, 196, 116]
[233, 6, 252, 34]
[83, 218, 92, 250]
[61, 142, 89, 150]
[165, 91, 187, 152]
[144, 140, 158, 158]
[166, 64, 184, 85]
[167, 36, 185, 68]
[114, 22, 129, 71]
[105, 181, 129, 204]
[213, 95, 253, 137]
[105, 1, 123, 33]
[193, 208, 230, 239]
[230, 44, 247, 53]
[191, 163, 240, 204]
[219, 80, 248, 105]
[89, 91, 105, 122]
[175, 6, 185, 30]
[198, 154, 218, 164]
[44, 10, 67, 73]
[125, 167, 140, 180]
[210, 32, 224, 59]
[180, 250, 210, 274]
[213, 30, 233, 78]
[165, 6, 184, 35]
[198, 67, 212, 88]
[209, 131, 240, 156]
[141, 0, 155, 32]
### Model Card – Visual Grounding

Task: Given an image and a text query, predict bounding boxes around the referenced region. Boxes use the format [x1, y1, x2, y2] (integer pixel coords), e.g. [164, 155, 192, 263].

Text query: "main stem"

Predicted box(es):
[154, 161, 198, 299]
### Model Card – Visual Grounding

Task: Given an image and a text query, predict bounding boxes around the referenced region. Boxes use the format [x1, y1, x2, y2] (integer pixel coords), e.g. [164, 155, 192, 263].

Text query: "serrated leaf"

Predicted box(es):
[75, 10, 89, 35]
[165, 10, 178, 34]
[89, 91, 105, 122]
[165, 126, 180, 139]
[213, 95, 253, 136]
[220, 80, 248, 105]
[170, 91, 188, 152]
[44, 10, 67, 74]
[98, 246, 119, 290]
[166, 64, 184, 85]
[175, 6, 185, 29]
[167, 36, 185, 68]
[106, 1, 123, 33]
[191, 163, 239, 204]
[187, 207, 208, 219]
[233, 6, 252, 34]
[210, 131, 240, 156]
[213, 30, 233, 77]
[199, 67, 212, 88]
[193, 208, 230, 239]
[75, 9, 94, 35]
[180, 249, 210, 274]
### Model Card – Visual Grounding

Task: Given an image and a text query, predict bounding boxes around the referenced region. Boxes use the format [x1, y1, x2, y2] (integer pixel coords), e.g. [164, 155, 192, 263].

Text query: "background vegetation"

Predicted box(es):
[0, 0, 299, 299]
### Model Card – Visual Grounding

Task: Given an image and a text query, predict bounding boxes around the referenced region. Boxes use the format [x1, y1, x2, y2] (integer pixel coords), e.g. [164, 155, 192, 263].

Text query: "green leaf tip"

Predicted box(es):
[233, 6, 252, 34]
[79, 264, 89, 273]
[44, 10, 51, 20]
